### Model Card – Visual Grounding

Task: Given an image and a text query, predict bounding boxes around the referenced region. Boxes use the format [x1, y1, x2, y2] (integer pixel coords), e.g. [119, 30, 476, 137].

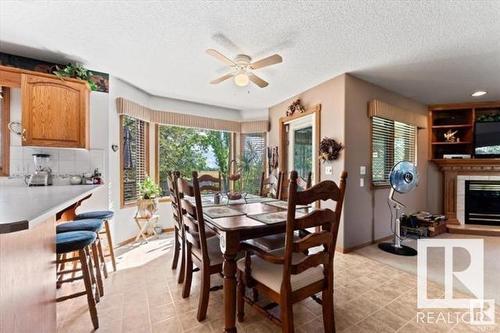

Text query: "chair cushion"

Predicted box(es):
[56, 231, 96, 254]
[192, 236, 223, 266]
[236, 250, 324, 293]
[75, 210, 114, 220]
[57, 219, 103, 233]
[246, 232, 301, 251]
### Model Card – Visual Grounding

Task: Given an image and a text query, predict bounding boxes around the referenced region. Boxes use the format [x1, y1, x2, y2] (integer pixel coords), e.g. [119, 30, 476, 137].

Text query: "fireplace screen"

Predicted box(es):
[465, 180, 500, 225]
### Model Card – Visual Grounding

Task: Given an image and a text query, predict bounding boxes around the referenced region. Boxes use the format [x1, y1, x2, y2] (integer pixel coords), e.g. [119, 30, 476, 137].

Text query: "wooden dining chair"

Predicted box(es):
[198, 172, 222, 193]
[259, 171, 284, 198]
[251, 170, 312, 252]
[279, 171, 312, 200]
[177, 171, 223, 322]
[167, 171, 186, 284]
[237, 170, 347, 332]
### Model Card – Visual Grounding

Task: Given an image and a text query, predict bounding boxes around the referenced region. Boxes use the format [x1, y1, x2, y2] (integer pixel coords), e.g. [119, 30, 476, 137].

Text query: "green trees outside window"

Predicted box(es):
[157, 125, 230, 195]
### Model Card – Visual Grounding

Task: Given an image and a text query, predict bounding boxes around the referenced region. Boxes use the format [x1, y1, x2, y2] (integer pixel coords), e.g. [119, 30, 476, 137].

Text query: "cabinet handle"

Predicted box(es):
[22, 128, 27, 142]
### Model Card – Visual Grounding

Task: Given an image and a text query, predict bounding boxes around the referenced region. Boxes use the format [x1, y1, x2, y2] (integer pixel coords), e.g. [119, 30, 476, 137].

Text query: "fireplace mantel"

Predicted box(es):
[433, 159, 500, 225]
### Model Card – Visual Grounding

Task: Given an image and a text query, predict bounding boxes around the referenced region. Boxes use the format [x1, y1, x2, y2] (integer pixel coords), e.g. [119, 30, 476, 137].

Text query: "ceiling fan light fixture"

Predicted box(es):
[234, 72, 249, 87]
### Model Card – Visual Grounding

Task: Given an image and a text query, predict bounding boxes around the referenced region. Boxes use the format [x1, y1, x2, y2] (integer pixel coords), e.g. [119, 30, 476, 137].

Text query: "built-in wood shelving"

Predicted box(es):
[428, 101, 500, 160]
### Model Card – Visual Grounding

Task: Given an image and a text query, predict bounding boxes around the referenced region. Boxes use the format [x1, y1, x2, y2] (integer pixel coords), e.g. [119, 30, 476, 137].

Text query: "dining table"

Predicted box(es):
[194, 193, 308, 333]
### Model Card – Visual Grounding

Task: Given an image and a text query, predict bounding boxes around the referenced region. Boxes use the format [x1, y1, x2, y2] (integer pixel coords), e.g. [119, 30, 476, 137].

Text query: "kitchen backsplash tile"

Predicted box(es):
[8, 147, 106, 179]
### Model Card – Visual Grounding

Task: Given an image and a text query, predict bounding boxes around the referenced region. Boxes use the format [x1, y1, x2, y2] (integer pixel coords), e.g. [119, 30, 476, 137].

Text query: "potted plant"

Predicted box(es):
[53, 63, 98, 91]
[137, 176, 162, 218]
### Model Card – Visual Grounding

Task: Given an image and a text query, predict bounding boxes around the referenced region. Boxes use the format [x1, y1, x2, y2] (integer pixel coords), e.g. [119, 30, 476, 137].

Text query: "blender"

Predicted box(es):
[25, 154, 53, 186]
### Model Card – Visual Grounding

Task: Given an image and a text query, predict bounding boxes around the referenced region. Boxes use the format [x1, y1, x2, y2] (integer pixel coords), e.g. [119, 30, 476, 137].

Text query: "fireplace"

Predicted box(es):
[465, 180, 500, 225]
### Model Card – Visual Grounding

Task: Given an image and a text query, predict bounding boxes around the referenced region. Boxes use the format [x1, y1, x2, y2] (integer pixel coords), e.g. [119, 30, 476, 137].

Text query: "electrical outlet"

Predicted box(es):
[325, 166, 333, 175]
[360, 166, 366, 175]
[360, 178, 364, 187]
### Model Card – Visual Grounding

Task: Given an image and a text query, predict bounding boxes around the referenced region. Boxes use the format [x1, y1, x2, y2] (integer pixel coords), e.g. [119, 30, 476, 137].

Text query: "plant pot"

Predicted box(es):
[137, 198, 158, 219]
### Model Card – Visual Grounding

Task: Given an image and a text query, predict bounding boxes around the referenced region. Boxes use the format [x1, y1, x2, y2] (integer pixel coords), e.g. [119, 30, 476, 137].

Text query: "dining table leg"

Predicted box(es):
[221, 232, 239, 333]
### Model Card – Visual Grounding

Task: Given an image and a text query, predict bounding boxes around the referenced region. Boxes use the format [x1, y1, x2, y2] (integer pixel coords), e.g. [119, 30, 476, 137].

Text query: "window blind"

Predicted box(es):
[371, 116, 417, 186]
[240, 133, 266, 194]
[122, 115, 148, 204]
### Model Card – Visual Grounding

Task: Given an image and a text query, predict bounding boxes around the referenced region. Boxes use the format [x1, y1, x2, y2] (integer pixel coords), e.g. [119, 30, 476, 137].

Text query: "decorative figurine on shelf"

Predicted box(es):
[286, 99, 306, 116]
[319, 137, 344, 162]
[444, 129, 459, 143]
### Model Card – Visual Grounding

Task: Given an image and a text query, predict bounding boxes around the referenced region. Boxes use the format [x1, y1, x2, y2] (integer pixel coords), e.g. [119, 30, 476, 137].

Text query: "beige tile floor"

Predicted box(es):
[57, 233, 500, 332]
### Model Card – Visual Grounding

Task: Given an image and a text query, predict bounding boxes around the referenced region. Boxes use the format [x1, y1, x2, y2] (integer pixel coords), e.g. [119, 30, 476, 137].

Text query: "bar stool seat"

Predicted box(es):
[75, 210, 114, 220]
[74, 210, 117, 272]
[56, 231, 96, 254]
[57, 219, 103, 234]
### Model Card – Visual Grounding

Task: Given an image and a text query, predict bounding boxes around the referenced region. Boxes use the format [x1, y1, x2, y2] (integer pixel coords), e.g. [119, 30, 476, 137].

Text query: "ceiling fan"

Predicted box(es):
[206, 49, 282, 88]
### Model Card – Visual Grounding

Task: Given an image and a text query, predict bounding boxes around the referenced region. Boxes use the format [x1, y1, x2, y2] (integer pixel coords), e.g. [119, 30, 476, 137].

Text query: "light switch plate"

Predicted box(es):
[360, 178, 364, 187]
[360, 166, 366, 175]
[325, 166, 333, 175]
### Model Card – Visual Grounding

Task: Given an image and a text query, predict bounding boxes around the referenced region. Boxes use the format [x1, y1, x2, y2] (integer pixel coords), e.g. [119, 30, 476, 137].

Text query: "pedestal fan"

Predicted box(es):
[378, 161, 419, 256]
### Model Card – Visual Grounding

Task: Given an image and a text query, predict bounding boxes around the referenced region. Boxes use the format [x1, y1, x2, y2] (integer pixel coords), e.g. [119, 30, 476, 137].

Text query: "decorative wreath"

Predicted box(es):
[319, 137, 343, 162]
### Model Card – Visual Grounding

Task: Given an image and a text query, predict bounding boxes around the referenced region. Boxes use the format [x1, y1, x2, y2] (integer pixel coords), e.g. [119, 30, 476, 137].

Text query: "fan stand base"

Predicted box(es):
[378, 242, 417, 256]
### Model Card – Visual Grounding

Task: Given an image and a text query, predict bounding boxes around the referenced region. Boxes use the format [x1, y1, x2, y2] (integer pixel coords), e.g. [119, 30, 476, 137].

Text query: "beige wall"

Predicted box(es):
[344, 74, 432, 249]
[268, 73, 439, 250]
[268, 74, 347, 246]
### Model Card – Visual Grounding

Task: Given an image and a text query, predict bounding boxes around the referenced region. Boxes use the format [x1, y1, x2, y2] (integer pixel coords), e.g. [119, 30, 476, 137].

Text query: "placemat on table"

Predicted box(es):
[203, 206, 246, 219]
[247, 210, 305, 224]
[263, 200, 310, 210]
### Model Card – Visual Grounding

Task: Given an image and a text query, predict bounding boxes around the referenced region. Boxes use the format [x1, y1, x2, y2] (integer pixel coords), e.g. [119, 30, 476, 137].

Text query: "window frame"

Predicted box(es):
[120, 115, 150, 208]
[0, 87, 10, 177]
[370, 116, 417, 188]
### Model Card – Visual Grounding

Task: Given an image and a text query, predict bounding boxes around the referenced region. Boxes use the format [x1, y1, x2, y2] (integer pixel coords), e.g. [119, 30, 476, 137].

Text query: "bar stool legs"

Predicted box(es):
[56, 246, 99, 330]
[80, 248, 99, 329]
[91, 242, 104, 297]
[102, 220, 117, 272]
[96, 233, 108, 279]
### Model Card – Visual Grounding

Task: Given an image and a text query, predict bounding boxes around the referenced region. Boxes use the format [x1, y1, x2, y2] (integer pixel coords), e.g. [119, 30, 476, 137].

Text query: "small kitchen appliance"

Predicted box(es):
[25, 154, 53, 186]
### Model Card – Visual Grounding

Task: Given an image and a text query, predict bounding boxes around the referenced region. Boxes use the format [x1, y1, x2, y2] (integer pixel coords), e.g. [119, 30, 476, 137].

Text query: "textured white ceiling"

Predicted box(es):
[0, 1, 499, 110]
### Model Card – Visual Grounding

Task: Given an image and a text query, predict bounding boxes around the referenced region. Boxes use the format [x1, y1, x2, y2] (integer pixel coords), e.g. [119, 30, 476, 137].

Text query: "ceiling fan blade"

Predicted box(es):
[250, 54, 282, 70]
[248, 73, 269, 88]
[210, 73, 234, 84]
[206, 49, 236, 66]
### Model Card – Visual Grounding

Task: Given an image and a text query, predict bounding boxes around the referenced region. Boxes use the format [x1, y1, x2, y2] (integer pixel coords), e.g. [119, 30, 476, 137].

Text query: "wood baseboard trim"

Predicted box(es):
[337, 235, 393, 254]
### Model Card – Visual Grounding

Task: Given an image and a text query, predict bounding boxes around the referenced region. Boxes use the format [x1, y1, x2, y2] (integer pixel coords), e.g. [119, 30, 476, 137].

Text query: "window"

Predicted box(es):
[240, 133, 266, 194]
[0, 87, 10, 176]
[121, 115, 149, 206]
[157, 125, 231, 196]
[371, 117, 417, 186]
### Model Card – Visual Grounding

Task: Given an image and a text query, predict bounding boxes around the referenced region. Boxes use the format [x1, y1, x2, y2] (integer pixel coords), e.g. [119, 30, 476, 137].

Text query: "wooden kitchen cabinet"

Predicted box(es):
[21, 73, 89, 148]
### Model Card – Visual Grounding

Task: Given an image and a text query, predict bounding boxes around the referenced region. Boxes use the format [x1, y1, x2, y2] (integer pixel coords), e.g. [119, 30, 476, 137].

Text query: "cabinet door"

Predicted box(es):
[22, 74, 89, 148]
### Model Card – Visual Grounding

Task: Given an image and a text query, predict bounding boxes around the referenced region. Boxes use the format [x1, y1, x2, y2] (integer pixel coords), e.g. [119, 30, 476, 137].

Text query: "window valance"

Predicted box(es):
[116, 97, 269, 133]
[368, 99, 427, 129]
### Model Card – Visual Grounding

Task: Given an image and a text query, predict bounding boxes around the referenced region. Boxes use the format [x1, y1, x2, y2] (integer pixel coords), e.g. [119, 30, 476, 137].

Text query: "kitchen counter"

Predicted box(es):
[0, 184, 103, 332]
[0, 185, 102, 234]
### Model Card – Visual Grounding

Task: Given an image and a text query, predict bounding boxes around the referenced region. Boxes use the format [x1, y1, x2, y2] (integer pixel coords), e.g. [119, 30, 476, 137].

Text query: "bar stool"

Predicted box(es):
[56, 231, 100, 329]
[57, 219, 106, 296]
[75, 210, 117, 272]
